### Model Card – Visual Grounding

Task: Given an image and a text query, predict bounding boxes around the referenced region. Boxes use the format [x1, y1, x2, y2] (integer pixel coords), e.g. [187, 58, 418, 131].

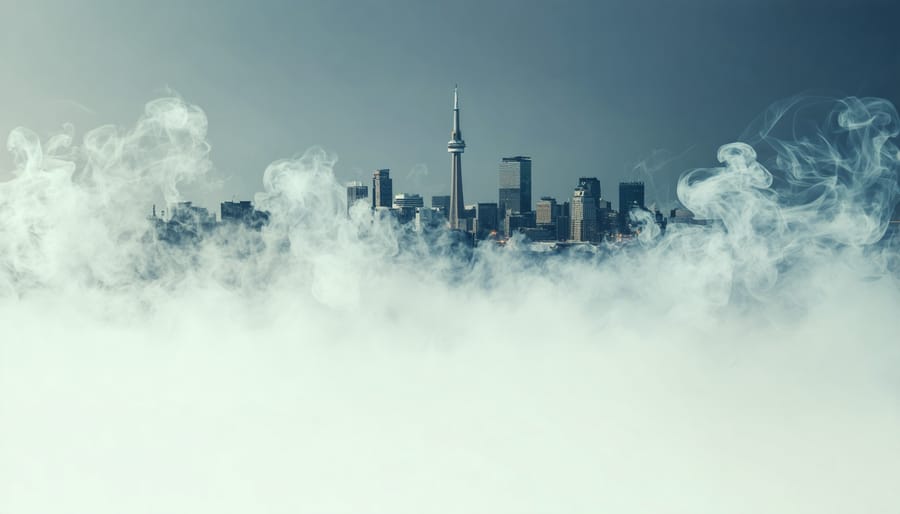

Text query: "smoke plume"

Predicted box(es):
[1, 95, 898, 514]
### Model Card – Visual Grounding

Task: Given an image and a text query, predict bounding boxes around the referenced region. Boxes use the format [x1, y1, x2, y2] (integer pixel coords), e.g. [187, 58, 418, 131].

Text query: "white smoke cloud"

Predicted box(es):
[0, 95, 898, 514]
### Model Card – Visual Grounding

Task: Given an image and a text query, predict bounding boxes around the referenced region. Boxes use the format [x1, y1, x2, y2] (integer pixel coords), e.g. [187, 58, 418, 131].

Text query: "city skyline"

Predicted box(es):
[4, 1, 899, 212]
[2, 2, 899, 512]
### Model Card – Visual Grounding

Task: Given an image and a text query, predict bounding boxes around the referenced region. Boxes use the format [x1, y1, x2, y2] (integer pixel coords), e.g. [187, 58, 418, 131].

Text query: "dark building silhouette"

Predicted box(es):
[618, 181, 645, 234]
[372, 169, 393, 209]
[346, 182, 368, 214]
[557, 201, 571, 241]
[153, 201, 217, 244]
[499, 156, 532, 218]
[220, 200, 269, 229]
[578, 177, 601, 201]
[431, 195, 451, 218]
[473, 202, 499, 239]
[504, 211, 536, 237]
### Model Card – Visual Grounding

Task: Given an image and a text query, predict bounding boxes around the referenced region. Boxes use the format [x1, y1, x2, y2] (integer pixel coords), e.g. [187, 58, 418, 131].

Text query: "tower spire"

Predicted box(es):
[448, 85, 466, 231]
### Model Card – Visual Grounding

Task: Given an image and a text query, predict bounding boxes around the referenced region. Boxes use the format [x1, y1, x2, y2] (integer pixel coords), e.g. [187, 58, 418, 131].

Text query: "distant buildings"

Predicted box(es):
[149, 89, 689, 248]
[150, 200, 268, 244]
[431, 195, 451, 217]
[221, 200, 270, 229]
[346, 181, 368, 214]
[393, 193, 425, 224]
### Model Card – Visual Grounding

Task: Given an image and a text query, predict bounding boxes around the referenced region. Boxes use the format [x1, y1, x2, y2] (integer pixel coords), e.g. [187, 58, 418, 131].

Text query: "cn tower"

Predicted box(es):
[447, 85, 466, 230]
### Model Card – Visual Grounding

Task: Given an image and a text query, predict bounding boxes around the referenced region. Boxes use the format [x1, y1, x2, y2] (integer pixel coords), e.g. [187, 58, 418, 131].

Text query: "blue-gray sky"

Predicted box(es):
[2, 0, 898, 210]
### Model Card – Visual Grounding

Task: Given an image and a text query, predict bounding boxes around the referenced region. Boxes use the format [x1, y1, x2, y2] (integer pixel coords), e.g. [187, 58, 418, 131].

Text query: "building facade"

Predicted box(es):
[498, 156, 532, 218]
[473, 202, 499, 239]
[431, 195, 451, 217]
[571, 177, 602, 242]
[346, 181, 368, 213]
[372, 169, 393, 209]
[618, 181, 645, 234]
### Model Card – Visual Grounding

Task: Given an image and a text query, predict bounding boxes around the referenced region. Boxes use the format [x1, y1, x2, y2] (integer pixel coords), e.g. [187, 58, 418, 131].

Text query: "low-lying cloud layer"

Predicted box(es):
[1, 96, 898, 514]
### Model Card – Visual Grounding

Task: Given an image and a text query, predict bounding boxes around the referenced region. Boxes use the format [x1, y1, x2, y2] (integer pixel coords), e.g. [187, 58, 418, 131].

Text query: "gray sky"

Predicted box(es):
[2, 0, 898, 211]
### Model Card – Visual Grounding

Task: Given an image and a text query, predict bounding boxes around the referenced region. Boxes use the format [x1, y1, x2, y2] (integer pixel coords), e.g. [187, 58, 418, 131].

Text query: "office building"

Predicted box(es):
[569, 177, 603, 242]
[571, 188, 598, 242]
[346, 181, 368, 214]
[536, 196, 558, 226]
[372, 169, 393, 209]
[618, 181, 645, 234]
[221, 200, 270, 229]
[393, 193, 424, 224]
[498, 156, 532, 217]
[473, 202, 499, 239]
[431, 195, 451, 217]
[505, 211, 535, 237]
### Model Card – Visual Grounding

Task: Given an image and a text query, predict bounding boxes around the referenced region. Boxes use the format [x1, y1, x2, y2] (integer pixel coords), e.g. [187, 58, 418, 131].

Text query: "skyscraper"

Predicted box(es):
[571, 188, 598, 242]
[578, 177, 601, 202]
[499, 156, 532, 218]
[346, 181, 368, 213]
[448, 86, 466, 230]
[572, 177, 602, 242]
[372, 169, 393, 209]
[618, 181, 645, 234]
[536, 196, 558, 226]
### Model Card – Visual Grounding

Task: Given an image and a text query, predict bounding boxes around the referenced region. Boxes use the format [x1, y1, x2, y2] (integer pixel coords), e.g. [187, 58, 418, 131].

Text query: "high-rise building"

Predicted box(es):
[618, 181, 645, 234]
[372, 169, 393, 209]
[536, 196, 558, 225]
[557, 201, 571, 241]
[578, 177, 601, 202]
[431, 195, 451, 217]
[570, 177, 602, 242]
[473, 202, 499, 239]
[571, 188, 598, 242]
[346, 181, 368, 213]
[498, 156, 532, 217]
[448, 86, 466, 230]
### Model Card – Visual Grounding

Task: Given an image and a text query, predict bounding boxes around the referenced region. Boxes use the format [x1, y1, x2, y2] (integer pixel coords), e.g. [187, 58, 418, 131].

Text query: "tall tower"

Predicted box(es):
[448, 86, 466, 230]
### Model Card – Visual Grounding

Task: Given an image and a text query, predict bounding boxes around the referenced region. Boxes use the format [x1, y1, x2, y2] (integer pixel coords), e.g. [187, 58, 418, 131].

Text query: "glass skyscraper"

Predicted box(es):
[498, 156, 532, 217]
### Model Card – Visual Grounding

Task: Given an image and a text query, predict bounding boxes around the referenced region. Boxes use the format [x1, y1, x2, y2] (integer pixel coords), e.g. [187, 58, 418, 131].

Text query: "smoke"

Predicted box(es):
[1, 95, 898, 514]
